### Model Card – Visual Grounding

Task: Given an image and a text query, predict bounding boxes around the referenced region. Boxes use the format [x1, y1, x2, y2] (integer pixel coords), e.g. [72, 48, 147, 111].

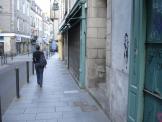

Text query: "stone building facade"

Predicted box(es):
[30, 0, 43, 47]
[0, 0, 52, 55]
[58, 0, 132, 122]
[86, 1, 107, 111]
[105, 0, 132, 121]
[0, 0, 31, 55]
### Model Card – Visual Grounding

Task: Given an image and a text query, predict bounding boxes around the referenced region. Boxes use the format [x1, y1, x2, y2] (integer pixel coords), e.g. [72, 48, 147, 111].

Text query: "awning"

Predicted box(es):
[0, 33, 31, 38]
[0, 33, 31, 42]
[59, 0, 82, 33]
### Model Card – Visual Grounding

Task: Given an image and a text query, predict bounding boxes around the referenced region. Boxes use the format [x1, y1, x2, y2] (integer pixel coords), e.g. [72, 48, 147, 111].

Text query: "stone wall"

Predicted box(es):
[85, 0, 108, 117]
[106, 0, 132, 121]
[0, 0, 11, 32]
[86, 0, 107, 88]
[4, 37, 16, 55]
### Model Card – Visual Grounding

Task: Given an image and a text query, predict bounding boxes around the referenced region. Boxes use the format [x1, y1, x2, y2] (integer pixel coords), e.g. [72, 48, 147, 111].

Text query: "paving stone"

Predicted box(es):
[27, 120, 46, 122]
[4, 113, 36, 121]
[36, 112, 62, 120]
[3, 120, 26, 122]
[45, 120, 58, 122]
[58, 117, 84, 122]
[5, 108, 26, 114]
[56, 106, 81, 112]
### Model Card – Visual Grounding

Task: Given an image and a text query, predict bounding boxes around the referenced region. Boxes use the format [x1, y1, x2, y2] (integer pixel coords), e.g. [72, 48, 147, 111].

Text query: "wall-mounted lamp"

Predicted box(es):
[0, 5, 3, 13]
[53, 1, 59, 11]
[67, 23, 71, 28]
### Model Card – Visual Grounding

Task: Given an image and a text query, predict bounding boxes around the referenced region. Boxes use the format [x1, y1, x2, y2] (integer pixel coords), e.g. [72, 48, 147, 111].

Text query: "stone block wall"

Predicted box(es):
[0, 0, 11, 32]
[105, 0, 132, 121]
[86, 0, 107, 88]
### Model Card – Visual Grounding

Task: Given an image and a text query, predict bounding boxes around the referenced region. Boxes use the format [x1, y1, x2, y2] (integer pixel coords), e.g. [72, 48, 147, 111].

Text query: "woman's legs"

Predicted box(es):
[39, 68, 44, 87]
[36, 68, 40, 84]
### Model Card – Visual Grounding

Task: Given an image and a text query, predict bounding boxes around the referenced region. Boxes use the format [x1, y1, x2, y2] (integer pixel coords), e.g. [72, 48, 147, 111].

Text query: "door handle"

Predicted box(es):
[153, 90, 161, 96]
[144, 89, 162, 100]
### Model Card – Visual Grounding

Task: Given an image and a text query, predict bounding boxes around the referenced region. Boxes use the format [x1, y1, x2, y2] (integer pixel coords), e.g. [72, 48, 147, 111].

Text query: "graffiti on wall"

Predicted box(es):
[157, 112, 162, 122]
[124, 33, 129, 70]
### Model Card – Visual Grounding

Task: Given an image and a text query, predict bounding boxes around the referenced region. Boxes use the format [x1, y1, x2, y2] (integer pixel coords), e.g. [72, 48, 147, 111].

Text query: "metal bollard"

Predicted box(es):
[0, 56, 2, 65]
[0, 96, 2, 122]
[26, 62, 29, 83]
[4, 55, 6, 64]
[16, 68, 20, 98]
[3, 55, 5, 64]
[5, 54, 7, 64]
[1, 55, 4, 65]
[32, 62, 34, 75]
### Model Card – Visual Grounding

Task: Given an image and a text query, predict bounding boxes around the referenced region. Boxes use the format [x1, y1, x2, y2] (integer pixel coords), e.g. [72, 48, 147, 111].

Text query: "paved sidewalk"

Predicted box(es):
[2, 55, 110, 122]
[7, 54, 32, 63]
[0, 53, 32, 69]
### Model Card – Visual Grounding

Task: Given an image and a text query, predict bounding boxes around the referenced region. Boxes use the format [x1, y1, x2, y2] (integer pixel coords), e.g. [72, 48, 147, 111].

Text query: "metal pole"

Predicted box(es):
[0, 56, 2, 65]
[4, 54, 6, 64]
[26, 62, 29, 83]
[32, 62, 34, 75]
[2, 55, 4, 65]
[6, 54, 7, 64]
[79, 0, 86, 88]
[5, 54, 7, 64]
[28, 43, 29, 56]
[16, 68, 20, 98]
[0, 96, 2, 122]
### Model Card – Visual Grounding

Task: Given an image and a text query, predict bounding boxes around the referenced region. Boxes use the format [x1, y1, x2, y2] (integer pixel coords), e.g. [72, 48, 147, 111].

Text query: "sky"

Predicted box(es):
[35, 0, 51, 16]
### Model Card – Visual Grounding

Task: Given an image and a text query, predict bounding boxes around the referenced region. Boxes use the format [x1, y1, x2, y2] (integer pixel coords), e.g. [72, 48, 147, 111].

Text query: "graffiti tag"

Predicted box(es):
[157, 112, 162, 122]
[124, 33, 129, 69]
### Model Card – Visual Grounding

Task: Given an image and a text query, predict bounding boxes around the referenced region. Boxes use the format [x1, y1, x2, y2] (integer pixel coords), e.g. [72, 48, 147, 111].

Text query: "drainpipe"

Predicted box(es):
[79, 0, 86, 88]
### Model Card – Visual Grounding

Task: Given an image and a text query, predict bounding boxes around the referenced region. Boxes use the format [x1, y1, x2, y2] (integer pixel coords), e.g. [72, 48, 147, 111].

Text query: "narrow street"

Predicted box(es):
[2, 55, 110, 122]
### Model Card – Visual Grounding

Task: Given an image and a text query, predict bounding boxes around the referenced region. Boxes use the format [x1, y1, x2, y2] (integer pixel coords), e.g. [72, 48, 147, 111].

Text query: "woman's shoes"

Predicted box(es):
[40, 83, 42, 88]
[37, 81, 42, 88]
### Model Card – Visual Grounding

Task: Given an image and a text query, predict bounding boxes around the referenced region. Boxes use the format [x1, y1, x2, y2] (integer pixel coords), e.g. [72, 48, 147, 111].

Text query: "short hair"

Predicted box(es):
[36, 45, 40, 51]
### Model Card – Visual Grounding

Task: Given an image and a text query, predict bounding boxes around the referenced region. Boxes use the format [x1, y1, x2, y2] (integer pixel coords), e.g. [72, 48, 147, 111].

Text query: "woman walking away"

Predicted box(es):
[33, 45, 47, 87]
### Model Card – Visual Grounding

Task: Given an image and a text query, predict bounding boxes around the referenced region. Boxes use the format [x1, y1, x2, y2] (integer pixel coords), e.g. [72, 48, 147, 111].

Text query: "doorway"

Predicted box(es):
[128, 0, 162, 122]
[143, 0, 162, 121]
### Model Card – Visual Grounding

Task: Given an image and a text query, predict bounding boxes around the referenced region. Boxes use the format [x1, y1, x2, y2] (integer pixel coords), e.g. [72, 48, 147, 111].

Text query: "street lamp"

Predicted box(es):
[53, 0, 59, 11]
[50, 0, 59, 21]
[50, 0, 59, 41]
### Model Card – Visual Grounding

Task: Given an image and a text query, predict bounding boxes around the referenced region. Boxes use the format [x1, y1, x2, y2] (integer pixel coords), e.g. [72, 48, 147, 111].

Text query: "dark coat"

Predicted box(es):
[33, 51, 44, 64]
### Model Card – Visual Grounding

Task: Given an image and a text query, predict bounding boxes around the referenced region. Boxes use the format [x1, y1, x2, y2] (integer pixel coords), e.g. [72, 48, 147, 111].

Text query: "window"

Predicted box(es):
[27, 4, 30, 16]
[17, 18, 20, 31]
[0, 36, 4, 40]
[22, 20, 25, 32]
[23, 3, 25, 14]
[17, 0, 20, 10]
